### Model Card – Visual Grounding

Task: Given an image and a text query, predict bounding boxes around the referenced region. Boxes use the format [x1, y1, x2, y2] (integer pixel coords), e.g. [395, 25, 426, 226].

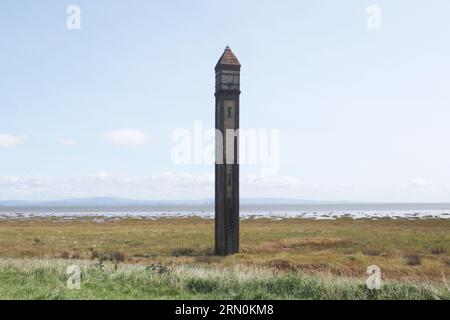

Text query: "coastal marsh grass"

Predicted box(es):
[0, 258, 448, 300]
[0, 217, 449, 298]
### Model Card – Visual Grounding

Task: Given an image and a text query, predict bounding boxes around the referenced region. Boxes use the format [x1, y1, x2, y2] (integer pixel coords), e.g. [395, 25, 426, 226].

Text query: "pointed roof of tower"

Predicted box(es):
[215, 46, 241, 71]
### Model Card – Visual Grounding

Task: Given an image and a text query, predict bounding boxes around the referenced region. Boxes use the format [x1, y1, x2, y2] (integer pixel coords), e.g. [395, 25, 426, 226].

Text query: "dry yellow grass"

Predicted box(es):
[0, 217, 449, 282]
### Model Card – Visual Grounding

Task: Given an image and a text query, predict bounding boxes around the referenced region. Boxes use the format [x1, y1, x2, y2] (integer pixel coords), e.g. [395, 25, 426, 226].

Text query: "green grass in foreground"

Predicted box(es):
[0, 259, 448, 300]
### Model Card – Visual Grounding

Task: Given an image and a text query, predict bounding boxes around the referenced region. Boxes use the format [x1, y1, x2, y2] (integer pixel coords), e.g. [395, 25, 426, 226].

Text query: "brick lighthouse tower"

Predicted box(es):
[214, 46, 241, 255]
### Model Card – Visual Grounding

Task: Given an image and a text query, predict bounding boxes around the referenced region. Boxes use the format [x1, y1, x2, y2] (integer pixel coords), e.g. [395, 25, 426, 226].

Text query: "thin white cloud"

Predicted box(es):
[104, 129, 149, 147]
[95, 171, 111, 179]
[0, 134, 27, 148]
[0, 172, 300, 200]
[0, 176, 49, 196]
[403, 178, 429, 191]
[243, 174, 299, 189]
[0, 173, 447, 202]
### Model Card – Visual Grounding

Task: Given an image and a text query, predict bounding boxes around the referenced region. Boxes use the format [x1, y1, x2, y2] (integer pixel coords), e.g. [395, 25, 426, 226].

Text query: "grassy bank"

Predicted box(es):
[0, 258, 448, 300]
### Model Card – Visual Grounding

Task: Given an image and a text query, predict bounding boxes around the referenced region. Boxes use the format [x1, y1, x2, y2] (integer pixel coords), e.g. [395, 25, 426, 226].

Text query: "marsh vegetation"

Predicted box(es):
[0, 217, 449, 299]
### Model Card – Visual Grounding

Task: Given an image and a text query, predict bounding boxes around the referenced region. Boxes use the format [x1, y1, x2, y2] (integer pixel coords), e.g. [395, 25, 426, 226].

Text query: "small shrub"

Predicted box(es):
[145, 264, 168, 274]
[362, 248, 383, 256]
[346, 255, 358, 262]
[70, 252, 80, 259]
[57, 251, 80, 259]
[105, 251, 125, 262]
[431, 247, 446, 255]
[171, 247, 195, 257]
[89, 248, 99, 260]
[267, 259, 298, 272]
[59, 251, 70, 259]
[92, 250, 125, 262]
[404, 254, 422, 266]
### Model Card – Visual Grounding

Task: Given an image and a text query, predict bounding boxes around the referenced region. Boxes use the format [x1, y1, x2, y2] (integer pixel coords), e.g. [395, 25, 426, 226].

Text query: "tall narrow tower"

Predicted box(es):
[215, 46, 241, 255]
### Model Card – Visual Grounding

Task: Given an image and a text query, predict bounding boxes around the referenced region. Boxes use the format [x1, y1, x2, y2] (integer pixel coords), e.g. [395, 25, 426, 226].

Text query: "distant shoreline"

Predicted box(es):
[1, 204, 450, 221]
[2, 197, 450, 208]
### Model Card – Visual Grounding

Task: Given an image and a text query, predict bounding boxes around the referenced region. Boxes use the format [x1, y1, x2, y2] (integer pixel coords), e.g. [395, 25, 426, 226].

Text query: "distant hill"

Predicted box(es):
[0, 197, 351, 207]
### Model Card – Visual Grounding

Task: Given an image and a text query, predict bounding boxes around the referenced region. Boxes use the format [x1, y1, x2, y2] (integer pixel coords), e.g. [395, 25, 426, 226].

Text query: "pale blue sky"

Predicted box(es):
[1, 1, 450, 201]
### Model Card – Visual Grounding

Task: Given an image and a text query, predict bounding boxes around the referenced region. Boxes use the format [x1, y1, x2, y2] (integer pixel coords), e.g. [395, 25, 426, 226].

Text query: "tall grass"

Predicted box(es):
[1, 218, 450, 281]
[0, 258, 448, 300]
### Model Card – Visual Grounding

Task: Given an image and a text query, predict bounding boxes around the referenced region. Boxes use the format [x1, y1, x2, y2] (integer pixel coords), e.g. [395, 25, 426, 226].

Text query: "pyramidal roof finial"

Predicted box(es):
[215, 46, 241, 70]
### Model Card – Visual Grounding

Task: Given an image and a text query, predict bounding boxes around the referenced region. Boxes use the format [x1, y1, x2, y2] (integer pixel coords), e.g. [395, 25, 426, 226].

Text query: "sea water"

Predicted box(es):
[0, 203, 450, 220]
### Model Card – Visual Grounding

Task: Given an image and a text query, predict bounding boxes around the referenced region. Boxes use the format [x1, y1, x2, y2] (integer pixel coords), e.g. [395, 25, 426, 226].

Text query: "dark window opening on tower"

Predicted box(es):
[227, 174, 232, 185]
[227, 107, 232, 118]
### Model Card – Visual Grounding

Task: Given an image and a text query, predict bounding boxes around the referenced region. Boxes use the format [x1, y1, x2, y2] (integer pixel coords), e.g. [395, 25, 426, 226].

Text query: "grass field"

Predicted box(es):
[1, 258, 448, 299]
[0, 217, 449, 299]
